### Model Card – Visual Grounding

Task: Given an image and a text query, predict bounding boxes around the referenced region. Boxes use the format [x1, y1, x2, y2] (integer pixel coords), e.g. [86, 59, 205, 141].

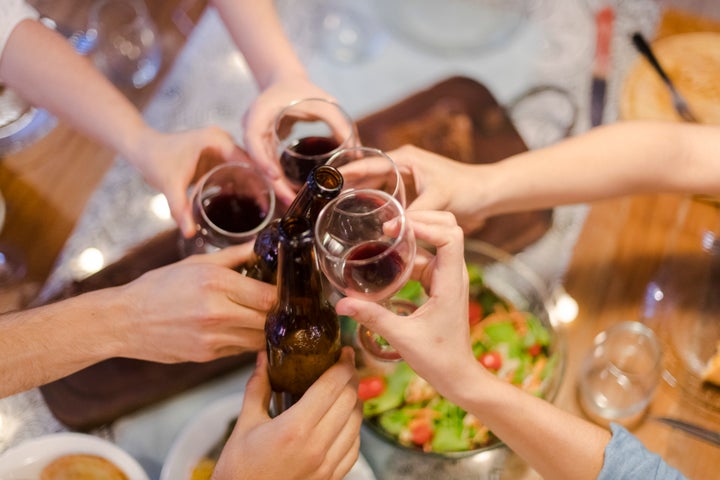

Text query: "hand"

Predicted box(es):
[115, 243, 276, 363]
[124, 125, 250, 238]
[242, 75, 339, 204]
[212, 348, 362, 480]
[335, 210, 479, 394]
[388, 145, 489, 233]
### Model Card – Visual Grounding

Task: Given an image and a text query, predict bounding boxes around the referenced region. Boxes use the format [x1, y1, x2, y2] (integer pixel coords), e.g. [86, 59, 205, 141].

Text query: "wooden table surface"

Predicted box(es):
[1, 2, 718, 479]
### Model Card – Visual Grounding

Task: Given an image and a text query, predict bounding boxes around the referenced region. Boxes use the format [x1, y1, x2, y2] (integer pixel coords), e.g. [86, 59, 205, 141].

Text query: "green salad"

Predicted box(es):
[357, 264, 559, 454]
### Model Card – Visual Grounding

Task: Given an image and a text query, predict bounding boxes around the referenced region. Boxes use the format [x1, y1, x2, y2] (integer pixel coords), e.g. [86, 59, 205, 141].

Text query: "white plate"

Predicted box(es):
[0, 432, 149, 480]
[161, 392, 376, 480]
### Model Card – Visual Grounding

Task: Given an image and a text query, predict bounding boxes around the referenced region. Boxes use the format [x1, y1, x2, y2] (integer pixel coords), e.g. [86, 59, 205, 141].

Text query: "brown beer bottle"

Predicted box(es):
[265, 215, 341, 415]
[245, 165, 344, 283]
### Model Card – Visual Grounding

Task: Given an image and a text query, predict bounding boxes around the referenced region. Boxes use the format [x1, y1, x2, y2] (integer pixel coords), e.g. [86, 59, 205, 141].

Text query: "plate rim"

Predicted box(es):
[0, 431, 150, 480]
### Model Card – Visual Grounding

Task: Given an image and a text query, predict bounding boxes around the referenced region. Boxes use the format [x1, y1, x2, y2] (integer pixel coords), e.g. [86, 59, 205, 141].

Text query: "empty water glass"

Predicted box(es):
[578, 321, 662, 428]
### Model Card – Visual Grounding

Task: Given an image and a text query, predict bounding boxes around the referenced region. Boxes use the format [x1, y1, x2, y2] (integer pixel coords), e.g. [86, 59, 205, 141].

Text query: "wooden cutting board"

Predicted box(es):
[40, 76, 552, 431]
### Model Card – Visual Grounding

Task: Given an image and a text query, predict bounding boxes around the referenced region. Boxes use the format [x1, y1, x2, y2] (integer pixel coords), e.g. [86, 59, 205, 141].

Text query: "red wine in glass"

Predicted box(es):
[280, 136, 340, 186]
[201, 192, 267, 233]
[343, 240, 405, 298]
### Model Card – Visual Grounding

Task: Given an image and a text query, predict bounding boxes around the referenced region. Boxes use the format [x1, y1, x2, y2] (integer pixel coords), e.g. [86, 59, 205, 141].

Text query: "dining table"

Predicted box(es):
[1, 0, 719, 479]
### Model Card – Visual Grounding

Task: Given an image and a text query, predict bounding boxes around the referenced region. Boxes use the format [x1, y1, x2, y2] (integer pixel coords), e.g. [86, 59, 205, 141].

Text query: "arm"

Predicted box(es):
[0, 245, 275, 398]
[0, 18, 245, 236]
[212, 349, 362, 480]
[211, 0, 338, 201]
[390, 122, 720, 232]
[335, 211, 610, 480]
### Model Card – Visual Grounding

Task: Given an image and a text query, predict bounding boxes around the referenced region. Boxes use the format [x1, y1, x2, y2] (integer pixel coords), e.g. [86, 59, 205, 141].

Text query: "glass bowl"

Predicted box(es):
[351, 239, 566, 459]
[374, 0, 530, 56]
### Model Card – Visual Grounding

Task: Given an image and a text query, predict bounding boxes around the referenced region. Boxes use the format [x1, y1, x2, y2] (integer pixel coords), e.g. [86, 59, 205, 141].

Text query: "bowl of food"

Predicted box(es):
[352, 239, 566, 457]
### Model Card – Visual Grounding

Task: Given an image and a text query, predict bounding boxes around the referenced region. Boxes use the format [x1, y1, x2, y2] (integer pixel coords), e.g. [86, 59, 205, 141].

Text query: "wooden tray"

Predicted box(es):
[357, 76, 552, 253]
[40, 76, 552, 431]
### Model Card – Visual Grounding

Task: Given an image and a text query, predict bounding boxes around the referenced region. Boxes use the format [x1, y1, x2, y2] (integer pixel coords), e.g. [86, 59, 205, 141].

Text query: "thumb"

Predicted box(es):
[335, 297, 396, 342]
[238, 352, 272, 425]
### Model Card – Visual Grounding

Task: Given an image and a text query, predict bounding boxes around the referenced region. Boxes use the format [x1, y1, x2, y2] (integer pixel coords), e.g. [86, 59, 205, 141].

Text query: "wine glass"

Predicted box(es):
[325, 146, 406, 206]
[85, 0, 162, 89]
[315, 189, 416, 360]
[273, 98, 358, 190]
[181, 163, 276, 257]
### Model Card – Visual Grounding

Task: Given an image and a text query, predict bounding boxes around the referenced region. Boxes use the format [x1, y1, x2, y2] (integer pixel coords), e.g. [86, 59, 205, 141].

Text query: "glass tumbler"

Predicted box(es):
[578, 321, 662, 428]
[86, 0, 162, 89]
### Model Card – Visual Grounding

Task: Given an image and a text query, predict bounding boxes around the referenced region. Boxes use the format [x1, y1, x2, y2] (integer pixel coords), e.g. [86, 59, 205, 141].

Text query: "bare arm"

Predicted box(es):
[0, 245, 275, 398]
[391, 122, 720, 232]
[0, 19, 147, 161]
[0, 18, 247, 236]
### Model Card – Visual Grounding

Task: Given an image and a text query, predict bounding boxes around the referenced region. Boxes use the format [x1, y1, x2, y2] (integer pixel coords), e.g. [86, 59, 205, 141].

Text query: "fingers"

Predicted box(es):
[292, 348, 357, 425]
[238, 352, 272, 426]
[182, 242, 255, 268]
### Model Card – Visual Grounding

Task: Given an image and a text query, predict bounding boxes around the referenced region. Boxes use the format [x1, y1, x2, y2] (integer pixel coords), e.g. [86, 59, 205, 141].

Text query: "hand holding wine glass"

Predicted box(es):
[315, 189, 415, 360]
[273, 98, 357, 200]
[326, 146, 407, 207]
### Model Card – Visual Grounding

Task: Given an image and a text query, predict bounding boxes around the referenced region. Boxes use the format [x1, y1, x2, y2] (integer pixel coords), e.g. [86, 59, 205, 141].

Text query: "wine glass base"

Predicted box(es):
[357, 298, 417, 362]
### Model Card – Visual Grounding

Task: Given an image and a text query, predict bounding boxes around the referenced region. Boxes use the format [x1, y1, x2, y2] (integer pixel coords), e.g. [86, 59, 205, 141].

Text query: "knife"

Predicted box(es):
[590, 6, 615, 127]
[652, 416, 720, 448]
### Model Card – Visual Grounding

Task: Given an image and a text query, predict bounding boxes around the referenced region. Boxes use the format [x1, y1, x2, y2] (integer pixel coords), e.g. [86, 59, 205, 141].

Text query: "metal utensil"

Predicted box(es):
[651, 416, 720, 447]
[631, 32, 699, 123]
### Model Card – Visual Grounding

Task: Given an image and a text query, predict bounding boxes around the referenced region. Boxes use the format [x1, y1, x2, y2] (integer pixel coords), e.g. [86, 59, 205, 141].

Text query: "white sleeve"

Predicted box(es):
[0, 0, 39, 61]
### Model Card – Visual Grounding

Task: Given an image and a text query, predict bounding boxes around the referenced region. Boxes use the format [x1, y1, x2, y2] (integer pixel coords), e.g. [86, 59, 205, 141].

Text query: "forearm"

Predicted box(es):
[445, 364, 610, 480]
[0, 289, 126, 397]
[211, 0, 307, 89]
[479, 121, 720, 217]
[0, 19, 150, 163]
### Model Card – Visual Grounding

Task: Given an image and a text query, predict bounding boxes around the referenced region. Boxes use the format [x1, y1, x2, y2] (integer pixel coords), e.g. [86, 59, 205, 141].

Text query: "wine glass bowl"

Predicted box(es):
[315, 189, 414, 303]
[273, 98, 358, 189]
[182, 163, 276, 256]
[325, 146, 406, 206]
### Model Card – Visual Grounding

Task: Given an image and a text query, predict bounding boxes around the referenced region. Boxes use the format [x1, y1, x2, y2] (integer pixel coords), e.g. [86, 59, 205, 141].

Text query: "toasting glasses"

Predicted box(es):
[315, 189, 415, 360]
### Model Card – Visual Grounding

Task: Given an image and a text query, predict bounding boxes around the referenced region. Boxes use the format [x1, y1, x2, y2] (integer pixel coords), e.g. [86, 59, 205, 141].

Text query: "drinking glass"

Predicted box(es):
[181, 163, 276, 257]
[85, 0, 162, 89]
[273, 98, 358, 189]
[325, 146, 406, 207]
[315, 189, 416, 360]
[578, 321, 662, 428]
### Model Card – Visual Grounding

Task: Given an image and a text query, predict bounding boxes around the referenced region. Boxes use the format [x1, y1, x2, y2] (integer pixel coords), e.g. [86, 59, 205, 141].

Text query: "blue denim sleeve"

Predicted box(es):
[597, 423, 687, 480]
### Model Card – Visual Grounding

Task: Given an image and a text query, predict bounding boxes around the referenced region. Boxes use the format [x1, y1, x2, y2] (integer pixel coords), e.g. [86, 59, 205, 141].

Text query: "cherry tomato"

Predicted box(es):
[478, 351, 503, 371]
[468, 300, 483, 326]
[528, 343, 542, 357]
[409, 418, 433, 445]
[358, 376, 386, 401]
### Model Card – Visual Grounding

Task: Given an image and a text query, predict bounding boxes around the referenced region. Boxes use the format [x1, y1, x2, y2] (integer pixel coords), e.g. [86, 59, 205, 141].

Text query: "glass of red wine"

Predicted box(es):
[273, 98, 358, 190]
[315, 189, 416, 360]
[181, 162, 276, 256]
[325, 146, 407, 207]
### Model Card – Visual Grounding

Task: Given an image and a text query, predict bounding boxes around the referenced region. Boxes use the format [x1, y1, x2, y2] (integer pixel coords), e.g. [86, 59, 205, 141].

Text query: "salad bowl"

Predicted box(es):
[352, 240, 566, 458]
